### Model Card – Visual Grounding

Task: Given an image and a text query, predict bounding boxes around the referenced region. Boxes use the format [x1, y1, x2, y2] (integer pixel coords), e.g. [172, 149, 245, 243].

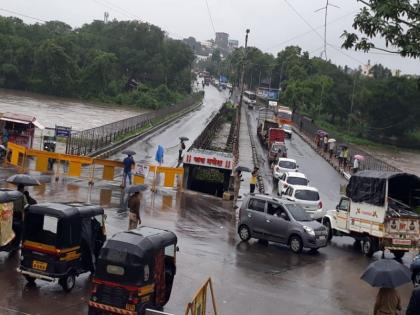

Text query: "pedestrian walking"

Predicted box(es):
[406, 286, 420, 315]
[329, 141, 336, 159]
[339, 148, 344, 167]
[250, 167, 258, 194]
[323, 135, 328, 153]
[353, 156, 359, 174]
[343, 147, 349, 169]
[373, 287, 402, 315]
[178, 139, 186, 162]
[123, 154, 135, 186]
[128, 191, 141, 230]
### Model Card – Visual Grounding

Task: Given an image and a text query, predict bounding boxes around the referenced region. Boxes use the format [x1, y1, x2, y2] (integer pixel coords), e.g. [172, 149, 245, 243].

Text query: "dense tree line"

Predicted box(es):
[0, 17, 194, 109]
[200, 45, 420, 144]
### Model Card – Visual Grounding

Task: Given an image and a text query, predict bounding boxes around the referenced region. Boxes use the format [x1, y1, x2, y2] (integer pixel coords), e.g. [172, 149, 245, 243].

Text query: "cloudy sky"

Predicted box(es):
[2, 0, 419, 73]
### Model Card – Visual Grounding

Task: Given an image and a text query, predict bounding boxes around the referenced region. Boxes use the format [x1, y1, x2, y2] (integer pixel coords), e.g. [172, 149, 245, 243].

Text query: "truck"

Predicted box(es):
[322, 171, 420, 259]
[257, 119, 281, 148]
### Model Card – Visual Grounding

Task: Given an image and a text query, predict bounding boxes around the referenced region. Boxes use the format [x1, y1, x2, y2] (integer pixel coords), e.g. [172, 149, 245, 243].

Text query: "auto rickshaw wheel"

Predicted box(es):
[59, 273, 76, 292]
[24, 275, 36, 285]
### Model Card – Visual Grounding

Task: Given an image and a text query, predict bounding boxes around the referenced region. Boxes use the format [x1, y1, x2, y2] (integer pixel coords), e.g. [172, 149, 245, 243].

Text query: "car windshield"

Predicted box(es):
[285, 204, 312, 221]
[278, 161, 296, 169]
[287, 177, 308, 186]
[295, 190, 320, 201]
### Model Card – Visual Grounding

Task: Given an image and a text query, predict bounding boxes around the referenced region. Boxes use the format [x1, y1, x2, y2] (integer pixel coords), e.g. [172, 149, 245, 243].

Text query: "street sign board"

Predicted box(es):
[55, 125, 72, 138]
[183, 149, 234, 170]
[268, 101, 278, 107]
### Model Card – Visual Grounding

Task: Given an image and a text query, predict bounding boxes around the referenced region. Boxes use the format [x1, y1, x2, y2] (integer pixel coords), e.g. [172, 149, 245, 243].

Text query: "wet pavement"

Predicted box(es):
[0, 89, 417, 314]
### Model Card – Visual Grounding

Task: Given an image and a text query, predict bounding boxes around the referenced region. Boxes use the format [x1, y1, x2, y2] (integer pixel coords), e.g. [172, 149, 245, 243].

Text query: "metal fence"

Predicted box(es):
[66, 93, 203, 156]
[293, 113, 401, 172]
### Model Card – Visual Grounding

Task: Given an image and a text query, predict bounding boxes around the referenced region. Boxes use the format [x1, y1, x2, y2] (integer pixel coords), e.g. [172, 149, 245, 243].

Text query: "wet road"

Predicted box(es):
[113, 85, 229, 166]
[0, 91, 416, 315]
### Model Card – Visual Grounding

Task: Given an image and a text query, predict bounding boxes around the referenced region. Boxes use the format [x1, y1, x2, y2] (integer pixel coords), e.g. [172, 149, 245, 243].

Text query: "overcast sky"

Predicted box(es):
[2, 0, 420, 74]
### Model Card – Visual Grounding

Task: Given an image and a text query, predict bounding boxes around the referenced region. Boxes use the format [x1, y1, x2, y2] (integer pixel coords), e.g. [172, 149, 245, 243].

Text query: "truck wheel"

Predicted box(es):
[362, 237, 376, 257]
[323, 219, 333, 241]
[289, 235, 303, 254]
[59, 273, 76, 292]
[391, 250, 405, 260]
[238, 225, 251, 242]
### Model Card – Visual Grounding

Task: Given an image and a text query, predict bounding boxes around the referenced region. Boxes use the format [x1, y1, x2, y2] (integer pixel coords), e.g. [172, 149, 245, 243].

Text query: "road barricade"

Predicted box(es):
[6, 143, 184, 190]
[184, 278, 218, 315]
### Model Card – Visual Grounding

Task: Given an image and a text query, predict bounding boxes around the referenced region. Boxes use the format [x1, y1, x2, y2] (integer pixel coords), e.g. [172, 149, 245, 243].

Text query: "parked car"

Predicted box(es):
[410, 254, 420, 285]
[277, 172, 309, 195]
[272, 158, 298, 180]
[282, 185, 324, 220]
[238, 194, 328, 253]
[282, 124, 292, 139]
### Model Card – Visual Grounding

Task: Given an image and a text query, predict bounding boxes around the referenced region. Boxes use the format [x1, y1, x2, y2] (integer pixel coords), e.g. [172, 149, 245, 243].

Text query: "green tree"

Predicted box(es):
[342, 0, 420, 57]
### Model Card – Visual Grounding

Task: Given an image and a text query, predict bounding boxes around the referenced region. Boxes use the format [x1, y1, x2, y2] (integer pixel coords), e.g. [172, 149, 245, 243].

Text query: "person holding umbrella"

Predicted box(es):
[361, 259, 411, 315]
[406, 285, 420, 315]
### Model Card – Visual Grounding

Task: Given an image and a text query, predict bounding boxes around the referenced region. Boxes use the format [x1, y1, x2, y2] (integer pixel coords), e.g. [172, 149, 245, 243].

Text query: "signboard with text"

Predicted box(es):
[55, 125, 72, 138]
[183, 149, 234, 170]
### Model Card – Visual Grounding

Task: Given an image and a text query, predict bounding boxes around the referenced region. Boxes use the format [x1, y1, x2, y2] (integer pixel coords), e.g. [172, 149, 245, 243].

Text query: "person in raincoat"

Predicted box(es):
[250, 167, 258, 194]
[128, 191, 141, 230]
[373, 287, 401, 315]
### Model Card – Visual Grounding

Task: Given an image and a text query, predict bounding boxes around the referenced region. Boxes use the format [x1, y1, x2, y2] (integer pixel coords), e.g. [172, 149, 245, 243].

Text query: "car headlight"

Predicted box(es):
[303, 226, 315, 236]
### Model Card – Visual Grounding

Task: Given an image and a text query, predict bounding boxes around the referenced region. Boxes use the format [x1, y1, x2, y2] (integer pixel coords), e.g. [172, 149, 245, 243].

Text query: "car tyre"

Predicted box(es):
[391, 250, 405, 260]
[59, 273, 76, 292]
[238, 225, 251, 242]
[412, 271, 420, 286]
[323, 219, 333, 241]
[289, 235, 303, 254]
[362, 237, 375, 257]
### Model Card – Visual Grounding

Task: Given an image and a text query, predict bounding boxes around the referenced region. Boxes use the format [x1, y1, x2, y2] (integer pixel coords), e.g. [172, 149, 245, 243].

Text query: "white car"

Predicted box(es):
[282, 185, 325, 220]
[272, 158, 298, 179]
[282, 124, 292, 138]
[277, 172, 309, 195]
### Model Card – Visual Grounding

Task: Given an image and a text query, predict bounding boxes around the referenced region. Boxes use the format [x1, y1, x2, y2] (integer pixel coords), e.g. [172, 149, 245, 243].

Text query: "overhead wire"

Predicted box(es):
[0, 8, 47, 23]
[283, 0, 365, 65]
[203, 0, 216, 35]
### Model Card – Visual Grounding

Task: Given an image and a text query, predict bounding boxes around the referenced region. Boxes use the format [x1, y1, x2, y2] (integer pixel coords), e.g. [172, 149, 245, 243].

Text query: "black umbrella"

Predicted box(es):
[179, 137, 189, 141]
[361, 259, 411, 288]
[235, 166, 252, 172]
[122, 150, 136, 156]
[125, 184, 148, 194]
[0, 189, 23, 203]
[6, 174, 40, 186]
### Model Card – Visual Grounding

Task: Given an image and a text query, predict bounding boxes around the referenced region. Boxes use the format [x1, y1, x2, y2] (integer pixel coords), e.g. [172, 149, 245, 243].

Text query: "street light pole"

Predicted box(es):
[238, 29, 250, 115]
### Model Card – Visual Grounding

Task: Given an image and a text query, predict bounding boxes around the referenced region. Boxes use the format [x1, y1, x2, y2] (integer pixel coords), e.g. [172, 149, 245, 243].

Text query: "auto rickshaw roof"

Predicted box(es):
[0, 189, 23, 203]
[103, 226, 177, 260]
[27, 202, 104, 219]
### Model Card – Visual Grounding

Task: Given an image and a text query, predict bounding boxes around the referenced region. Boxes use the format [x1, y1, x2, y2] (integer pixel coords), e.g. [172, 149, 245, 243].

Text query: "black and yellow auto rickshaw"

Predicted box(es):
[88, 226, 178, 315]
[18, 202, 106, 292]
[0, 189, 24, 253]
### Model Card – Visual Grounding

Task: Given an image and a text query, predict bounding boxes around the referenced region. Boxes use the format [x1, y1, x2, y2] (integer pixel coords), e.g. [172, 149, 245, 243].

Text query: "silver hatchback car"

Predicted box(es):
[238, 194, 328, 253]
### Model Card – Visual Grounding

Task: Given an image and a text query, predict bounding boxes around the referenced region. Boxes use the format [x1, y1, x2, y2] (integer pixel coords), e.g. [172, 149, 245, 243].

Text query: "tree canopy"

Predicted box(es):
[342, 0, 420, 57]
[200, 44, 420, 143]
[0, 17, 194, 109]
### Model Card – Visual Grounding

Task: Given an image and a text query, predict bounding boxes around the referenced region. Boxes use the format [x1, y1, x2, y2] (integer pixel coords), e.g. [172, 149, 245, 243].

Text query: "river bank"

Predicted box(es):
[0, 88, 143, 131]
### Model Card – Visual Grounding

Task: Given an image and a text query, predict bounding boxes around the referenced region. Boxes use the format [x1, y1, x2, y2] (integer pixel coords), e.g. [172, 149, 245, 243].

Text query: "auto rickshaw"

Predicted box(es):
[88, 226, 178, 315]
[18, 202, 106, 292]
[0, 189, 24, 253]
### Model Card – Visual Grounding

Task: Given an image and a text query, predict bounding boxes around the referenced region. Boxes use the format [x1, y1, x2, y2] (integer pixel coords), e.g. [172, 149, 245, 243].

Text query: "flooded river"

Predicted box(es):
[0, 89, 142, 131]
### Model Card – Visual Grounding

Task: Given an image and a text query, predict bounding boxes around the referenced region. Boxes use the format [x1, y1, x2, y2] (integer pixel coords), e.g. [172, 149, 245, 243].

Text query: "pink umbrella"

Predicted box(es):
[354, 154, 365, 161]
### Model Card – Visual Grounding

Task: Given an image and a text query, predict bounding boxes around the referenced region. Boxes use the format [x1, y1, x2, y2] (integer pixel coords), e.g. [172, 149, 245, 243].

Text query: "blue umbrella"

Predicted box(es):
[155, 145, 164, 164]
